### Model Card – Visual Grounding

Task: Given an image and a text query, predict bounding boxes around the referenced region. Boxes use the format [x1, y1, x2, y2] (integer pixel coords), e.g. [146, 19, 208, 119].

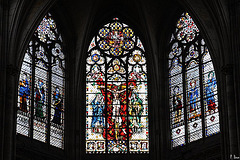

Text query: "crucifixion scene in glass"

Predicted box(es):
[86, 18, 149, 154]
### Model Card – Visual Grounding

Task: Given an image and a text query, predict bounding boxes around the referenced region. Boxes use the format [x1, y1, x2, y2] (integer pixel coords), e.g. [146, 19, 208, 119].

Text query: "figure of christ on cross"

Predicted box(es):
[96, 78, 137, 141]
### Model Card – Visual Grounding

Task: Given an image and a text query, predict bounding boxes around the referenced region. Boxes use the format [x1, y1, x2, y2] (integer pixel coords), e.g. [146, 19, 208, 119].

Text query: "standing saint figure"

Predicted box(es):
[173, 86, 183, 123]
[91, 94, 105, 133]
[129, 92, 144, 133]
[205, 71, 217, 112]
[188, 79, 199, 119]
[52, 87, 63, 125]
[35, 79, 45, 118]
[19, 74, 30, 112]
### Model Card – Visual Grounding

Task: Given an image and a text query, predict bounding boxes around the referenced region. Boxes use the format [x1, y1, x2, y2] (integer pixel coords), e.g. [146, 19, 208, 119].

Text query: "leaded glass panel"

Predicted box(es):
[86, 18, 149, 154]
[169, 12, 220, 148]
[17, 57, 32, 137]
[17, 13, 65, 149]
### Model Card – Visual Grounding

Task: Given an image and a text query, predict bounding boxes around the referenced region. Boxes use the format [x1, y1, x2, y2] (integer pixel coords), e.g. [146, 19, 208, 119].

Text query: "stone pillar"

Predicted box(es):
[0, 3, 6, 160]
[0, 0, 8, 159]
[3, 65, 18, 160]
[222, 65, 239, 159]
[233, 1, 240, 157]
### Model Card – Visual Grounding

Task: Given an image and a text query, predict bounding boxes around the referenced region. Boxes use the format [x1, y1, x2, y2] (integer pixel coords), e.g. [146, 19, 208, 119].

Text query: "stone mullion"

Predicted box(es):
[47, 40, 52, 145]
[30, 38, 36, 139]
[104, 45, 108, 153]
[198, 37, 206, 139]
[126, 50, 129, 154]
[182, 43, 188, 145]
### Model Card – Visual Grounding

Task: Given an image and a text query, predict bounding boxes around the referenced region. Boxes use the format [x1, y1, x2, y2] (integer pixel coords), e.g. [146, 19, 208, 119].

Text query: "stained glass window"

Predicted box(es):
[169, 12, 220, 148]
[86, 18, 149, 154]
[17, 13, 65, 149]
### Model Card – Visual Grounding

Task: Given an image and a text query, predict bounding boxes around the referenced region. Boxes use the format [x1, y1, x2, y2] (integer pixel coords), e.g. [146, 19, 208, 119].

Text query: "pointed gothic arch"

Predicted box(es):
[16, 13, 65, 149]
[168, 12, 220, 148]
[85, 18, 149, 154]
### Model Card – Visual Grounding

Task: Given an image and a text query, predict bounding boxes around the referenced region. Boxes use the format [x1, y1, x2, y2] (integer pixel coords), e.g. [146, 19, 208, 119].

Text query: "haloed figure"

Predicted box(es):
[173, 86, 183, 123]
[52, 87, 63, 125]
[35, 79, 45, 118]
[206, 71, 217, 112]
[188, 79, 199, 118]
[19, 74, 30, 112]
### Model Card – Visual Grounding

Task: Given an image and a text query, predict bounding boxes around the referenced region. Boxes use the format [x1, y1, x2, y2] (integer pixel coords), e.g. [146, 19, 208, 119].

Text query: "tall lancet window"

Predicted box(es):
[17, 13, 65, 149]
[169, 12, 220, 148]
[86, 18, 149, 154]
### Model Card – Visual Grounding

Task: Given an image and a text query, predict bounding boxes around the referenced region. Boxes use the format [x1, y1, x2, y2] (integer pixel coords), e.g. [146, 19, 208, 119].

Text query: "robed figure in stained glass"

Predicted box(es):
[188, 79, 199, 120]
[129, 92, 144, 133]
[19, 74, 30, 112]
[35, 79, 45, 118]
[188, 79, 198, 109]
[173, 86, 183, 123]
[52, 87, 63, 124]
[91, 94, 105, 133]
[205, 72, 217, 112]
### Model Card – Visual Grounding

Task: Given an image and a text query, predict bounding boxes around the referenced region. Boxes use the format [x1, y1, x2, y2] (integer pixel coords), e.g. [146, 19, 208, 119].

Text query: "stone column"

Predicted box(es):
[222, 65, 239, 159]
[0, 1, 9, 159]
[0, 3, 6, 160]
[3, 65, 18, 160]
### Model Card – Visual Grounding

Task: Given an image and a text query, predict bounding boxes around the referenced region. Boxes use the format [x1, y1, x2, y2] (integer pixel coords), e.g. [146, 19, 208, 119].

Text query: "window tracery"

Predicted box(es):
[17, 13, 65, 149]
[169, 12, 220, 148]
[86, 18, 149, 154]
